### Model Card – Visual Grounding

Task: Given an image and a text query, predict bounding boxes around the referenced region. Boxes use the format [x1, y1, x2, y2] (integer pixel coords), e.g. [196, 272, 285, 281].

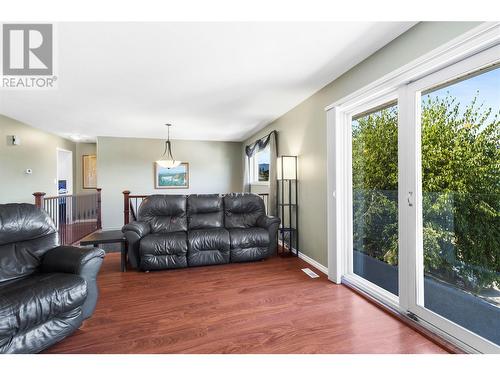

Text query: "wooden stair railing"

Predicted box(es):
[34, 188, 102, 245]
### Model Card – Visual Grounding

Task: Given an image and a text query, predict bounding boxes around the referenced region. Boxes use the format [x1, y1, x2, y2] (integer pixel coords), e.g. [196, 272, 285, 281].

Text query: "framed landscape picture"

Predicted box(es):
[82, 154, 97, 189]
[155, 162, 189, 189]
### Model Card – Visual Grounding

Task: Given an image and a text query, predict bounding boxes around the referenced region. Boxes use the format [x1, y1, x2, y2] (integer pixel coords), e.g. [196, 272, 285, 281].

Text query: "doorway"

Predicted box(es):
[57, 148, 73, 196]
[326, 41, 500, 353]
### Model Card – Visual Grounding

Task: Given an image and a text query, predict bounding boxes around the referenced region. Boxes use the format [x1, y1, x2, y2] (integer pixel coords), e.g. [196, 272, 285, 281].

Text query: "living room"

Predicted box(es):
[1, 0, 499, 372]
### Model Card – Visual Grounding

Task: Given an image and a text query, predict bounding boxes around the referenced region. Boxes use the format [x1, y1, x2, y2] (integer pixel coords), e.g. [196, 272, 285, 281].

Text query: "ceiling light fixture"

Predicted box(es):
[156, 124, 181, 169]
[68, 134, 83, 142]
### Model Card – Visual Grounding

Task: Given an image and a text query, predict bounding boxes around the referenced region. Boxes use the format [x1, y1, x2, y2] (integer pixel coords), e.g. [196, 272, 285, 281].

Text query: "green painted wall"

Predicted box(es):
[75, 142, 97, 194]
[97, 136, 243, 229]
[0, 114, 76, 204]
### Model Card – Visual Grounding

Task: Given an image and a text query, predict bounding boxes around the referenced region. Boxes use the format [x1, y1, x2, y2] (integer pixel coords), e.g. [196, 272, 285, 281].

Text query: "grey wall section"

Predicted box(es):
[242, 22, 482, 267]
[0, 114, 76, 204]
[97, 136, 243, 229]
[75, 142, 97, 194]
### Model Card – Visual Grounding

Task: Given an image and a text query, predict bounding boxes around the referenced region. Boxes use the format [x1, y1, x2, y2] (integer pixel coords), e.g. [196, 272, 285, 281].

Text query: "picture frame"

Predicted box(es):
[154, 162, 189, 189]
[82, 154, 97, 189]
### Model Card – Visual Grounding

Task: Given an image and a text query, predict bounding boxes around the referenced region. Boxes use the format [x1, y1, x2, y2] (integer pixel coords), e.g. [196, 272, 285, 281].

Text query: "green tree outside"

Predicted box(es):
[352, 93, 499, 291]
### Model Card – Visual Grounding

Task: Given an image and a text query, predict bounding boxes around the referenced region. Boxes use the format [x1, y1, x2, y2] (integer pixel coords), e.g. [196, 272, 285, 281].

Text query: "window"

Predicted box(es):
[327, 29, 500, 353]
[352, 101, 399, 296]
[410, 61, 500, 350]
[251, 146, 270, 184]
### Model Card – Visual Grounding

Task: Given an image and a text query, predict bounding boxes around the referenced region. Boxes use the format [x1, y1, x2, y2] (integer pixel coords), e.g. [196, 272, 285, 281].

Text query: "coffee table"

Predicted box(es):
[80, 230, 127, 272]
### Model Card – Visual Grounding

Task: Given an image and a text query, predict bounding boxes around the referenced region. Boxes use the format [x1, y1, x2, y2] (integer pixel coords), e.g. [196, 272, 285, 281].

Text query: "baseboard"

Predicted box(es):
[278, 240, 328, 275]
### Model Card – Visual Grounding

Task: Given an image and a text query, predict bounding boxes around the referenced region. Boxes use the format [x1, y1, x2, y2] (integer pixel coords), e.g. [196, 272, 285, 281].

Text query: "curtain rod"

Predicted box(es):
[250, 130, 277, 144]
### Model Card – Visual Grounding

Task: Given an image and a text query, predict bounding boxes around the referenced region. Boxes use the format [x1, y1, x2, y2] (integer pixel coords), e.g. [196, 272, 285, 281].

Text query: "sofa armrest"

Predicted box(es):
[122, 221, 150, 269]
[122, 221, 150, 238]
[41, 246, 105, 275]
[41, 246, 105, 320]
[257, 215, 281, 257]
[257, 215, 280, 229]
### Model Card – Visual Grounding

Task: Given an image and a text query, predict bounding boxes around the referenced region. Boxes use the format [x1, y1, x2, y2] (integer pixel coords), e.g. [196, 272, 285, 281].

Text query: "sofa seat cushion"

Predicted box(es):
[138, 195, 187, 233]
[224, 193, 266, 228]
[187, 228, 230, 266]
[228, 227, 270, 263]
[187, 195, 224, 230]
[139, 232, 187, 270]
[0, 273, 87, 341]
[229, 227, 269, 249]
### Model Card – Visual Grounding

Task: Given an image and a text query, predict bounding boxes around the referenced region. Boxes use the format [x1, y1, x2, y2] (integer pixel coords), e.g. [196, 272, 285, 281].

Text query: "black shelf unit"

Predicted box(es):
[277, 155, 298, 257]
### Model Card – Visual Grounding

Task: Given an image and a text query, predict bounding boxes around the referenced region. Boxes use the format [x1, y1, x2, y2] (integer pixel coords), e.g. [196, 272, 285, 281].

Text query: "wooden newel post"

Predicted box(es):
[33, 192, 46, 209]
[96, 188, 102, 230]
[123, 190, 131, 225]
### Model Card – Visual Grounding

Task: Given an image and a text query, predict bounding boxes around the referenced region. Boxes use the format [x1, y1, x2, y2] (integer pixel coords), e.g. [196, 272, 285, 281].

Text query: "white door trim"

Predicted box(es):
[326, 24, 500, 285]
[402, 44, 500, 354]
[56, 147, 73, 195]
[325, 22, 500, 353]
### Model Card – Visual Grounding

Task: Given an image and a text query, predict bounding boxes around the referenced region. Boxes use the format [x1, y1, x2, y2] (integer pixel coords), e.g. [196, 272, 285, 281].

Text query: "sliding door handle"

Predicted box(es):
[407, 191, 414, 207]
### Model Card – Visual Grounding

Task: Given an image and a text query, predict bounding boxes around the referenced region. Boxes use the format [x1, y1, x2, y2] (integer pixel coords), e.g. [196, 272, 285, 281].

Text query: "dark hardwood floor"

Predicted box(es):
[45, 253, 448, 354]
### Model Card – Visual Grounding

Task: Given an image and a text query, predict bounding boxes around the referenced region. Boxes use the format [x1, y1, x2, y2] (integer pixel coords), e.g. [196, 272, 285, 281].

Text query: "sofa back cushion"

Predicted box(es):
[0, 203, 59, 283]
[187, 194, 223, 229]
[224, 193, 265, 229]
[138, 195, 187, 233]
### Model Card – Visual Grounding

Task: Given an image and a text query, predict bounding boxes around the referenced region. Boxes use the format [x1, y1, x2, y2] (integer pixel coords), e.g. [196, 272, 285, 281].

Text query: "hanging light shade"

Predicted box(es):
[156, 124, 181, 169]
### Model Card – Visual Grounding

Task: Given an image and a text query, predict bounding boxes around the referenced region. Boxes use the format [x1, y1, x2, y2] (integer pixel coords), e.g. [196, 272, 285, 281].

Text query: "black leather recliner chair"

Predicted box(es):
[122, 193, 280, 271]
[0, 203, 105, 354]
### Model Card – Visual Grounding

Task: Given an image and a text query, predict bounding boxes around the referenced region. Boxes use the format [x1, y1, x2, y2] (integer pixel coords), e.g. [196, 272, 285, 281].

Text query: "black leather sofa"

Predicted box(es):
[122, 193, 280, 271]
[0, 204, 105, 354]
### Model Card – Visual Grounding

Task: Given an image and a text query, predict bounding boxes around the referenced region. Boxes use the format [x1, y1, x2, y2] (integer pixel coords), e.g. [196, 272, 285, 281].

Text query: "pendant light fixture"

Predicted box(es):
[156, 124, 181, 169]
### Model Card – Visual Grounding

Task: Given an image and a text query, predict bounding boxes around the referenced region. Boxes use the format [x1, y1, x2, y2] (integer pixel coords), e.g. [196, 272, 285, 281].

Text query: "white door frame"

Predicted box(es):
[56, 147, 73, 196]
[401, 44, 500, 354]
[325, 22, 500, 353]
[327, 23, 500, 283]
[56, 148, 74, 227]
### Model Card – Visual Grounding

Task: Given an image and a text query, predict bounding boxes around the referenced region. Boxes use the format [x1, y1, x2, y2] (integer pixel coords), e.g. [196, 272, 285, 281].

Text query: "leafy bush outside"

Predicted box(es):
[352, 94, 500, 292]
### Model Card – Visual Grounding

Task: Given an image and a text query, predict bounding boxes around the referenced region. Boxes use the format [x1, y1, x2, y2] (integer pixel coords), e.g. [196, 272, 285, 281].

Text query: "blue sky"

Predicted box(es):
[257, 148, 270, 165]
[351, 66, 499, 128]
[423, 66, 500, 117]
[158, 165, 186, 174]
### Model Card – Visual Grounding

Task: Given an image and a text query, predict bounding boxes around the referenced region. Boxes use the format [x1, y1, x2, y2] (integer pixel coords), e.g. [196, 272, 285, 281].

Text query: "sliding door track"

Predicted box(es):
[340, 277, 475, 354]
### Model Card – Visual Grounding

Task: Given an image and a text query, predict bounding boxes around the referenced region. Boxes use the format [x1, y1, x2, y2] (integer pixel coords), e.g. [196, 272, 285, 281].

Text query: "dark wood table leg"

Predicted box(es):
[121, 242, 127, 272]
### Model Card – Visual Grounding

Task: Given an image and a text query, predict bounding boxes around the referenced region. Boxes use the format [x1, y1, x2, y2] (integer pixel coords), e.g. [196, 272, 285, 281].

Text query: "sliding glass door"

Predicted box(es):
[403, 47, 500, 352]
[333, 43, 500, 353]
[351, 102, 399, 297]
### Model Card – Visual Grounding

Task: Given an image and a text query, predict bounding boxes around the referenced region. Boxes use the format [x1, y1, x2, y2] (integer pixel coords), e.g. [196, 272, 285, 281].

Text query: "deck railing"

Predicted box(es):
[123, 191, 270, 225]
[34, 189, 102, 245]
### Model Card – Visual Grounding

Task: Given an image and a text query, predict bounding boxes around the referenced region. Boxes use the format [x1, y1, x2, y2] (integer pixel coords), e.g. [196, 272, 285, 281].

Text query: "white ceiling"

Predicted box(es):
[0, 22, 416, 142]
